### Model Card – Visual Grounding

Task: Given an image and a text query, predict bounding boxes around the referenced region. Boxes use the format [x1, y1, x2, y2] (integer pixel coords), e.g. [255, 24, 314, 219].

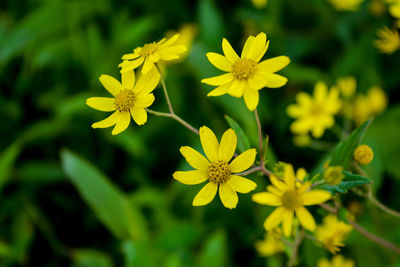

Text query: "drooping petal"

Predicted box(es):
[91, 112, 119, 129]
[179, 146, 210, 171]
[282, 209, 294, 236]
[201, 73, 234, 86]
[86, 97, 116, 111]
[173, 170, 208, 185]
[229, 148, 257, 173]
[227, 175, 257, 193]
[112, 111, 131, 135]
[302, 190, 331, 205]
[134, 93, 155, 108]
[192, 182, 218, 206]
[252, 192, 281, 206]
[206, 52, 232, 72]
[228, 79, 246, 97]
[119, 57, 145, 73]
[207, 82, 232, 97]
[219, 183, 238, 209]
[218, 129, 237, 162]
[134, 67, 160, 95]
[243, 87, 259, 111]
[258, 56, 291, 73]
[264, 206, 285, 230]
[121, 69, 135, 90]
[264, 73, 288, 88]
[130, 106, 147, 125]
[199, 126, 219, 162]
[141, 57, 155, 74]
[99, 74, 124, 96]
[222, 38, 240, 62]
[295, 206, 316, 231]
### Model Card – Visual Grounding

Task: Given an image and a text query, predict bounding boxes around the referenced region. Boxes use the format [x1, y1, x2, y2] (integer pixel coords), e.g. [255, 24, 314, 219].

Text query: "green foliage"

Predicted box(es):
[225, 115, 251, 153]
[319, 171, 372, 194]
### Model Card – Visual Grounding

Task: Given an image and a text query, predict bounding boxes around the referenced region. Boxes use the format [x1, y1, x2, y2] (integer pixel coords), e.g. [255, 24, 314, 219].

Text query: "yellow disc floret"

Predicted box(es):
[231, 58, 257, 80]
[114, 89, 135, 112]
[139, 42, 158, 57]
[281, 190, 302, 210]
[354, 145, 374, 165]
[207, 160, 231, 184]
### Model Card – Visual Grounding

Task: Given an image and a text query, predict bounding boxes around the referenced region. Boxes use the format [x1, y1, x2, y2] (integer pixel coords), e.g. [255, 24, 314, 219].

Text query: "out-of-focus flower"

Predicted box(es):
[328, 0, 365, 11]
[374, 27, 400, 54]
[324, 166, 345, 186]
[252, 163, 331, 236]
[337, 77, 356, 99]
[318, 255, 355, 267]
[173, 126, 257, 209]
[354, 144, 374, 165]
[369, 0, 386, 16]
[293, 134, 312, 147]
[252, 0, 268, 9]
[202, 32, 290, 111]
[386, 0, 400, 18]
[353, 86, 387, 124]
[255, 228, 285, 257]
[165, 24, 197, 62]
[287, 81, 342, 138]
[316, 215, 353, 254]
[120, 34, 187, 74]
[86, 68, 160, 135]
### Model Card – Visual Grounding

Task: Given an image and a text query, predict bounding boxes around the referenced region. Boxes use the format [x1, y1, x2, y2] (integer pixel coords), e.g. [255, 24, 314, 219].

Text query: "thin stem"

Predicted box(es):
[237, 166, 263, 176]
[146, 109, 199, 135]
[288, 228, 304, 267]
[156, 64, 174, 114]
[254, 108, 271, 177]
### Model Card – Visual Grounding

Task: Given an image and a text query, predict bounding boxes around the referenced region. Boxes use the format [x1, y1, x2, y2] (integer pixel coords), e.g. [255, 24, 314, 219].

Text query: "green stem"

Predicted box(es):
[156, 64, 174, 114]
[146, 109, 199, 135]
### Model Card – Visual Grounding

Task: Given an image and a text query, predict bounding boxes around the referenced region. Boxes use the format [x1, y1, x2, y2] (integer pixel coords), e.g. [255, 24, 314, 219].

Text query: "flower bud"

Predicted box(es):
[354, 145, 374, 165]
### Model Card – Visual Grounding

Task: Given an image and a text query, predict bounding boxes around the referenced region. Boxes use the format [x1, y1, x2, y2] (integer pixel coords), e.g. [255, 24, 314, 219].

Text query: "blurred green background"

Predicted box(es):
[1, 0, 400, 266]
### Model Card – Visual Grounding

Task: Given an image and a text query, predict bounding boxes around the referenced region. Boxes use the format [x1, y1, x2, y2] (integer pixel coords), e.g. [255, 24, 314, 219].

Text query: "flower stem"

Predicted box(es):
[254, 108, 272, 176]
[156, 64, 174, 114]
[146, 109, 199, 135]
[288, 228, 304, 267]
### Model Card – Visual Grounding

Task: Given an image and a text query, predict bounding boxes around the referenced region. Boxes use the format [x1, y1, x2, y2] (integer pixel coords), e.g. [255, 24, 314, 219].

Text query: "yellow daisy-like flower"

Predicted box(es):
[252, 164, 331, 236]
[201, 32, 290, 111]
[120, 34, 187, 74]
[336, 76, 356, 99]
[318, 255, 355, 267]
[353, 86, 387, 124]
[173, 126, 257, 209]
[386, 0, 400, 19]
[374, 27, 400, 54]
[86, 68, 160, 135]
[287, 81, 342, 138]
[328, 0, 365, 11]
[255, 228, 285, 257]
[315, 215, 353, 254]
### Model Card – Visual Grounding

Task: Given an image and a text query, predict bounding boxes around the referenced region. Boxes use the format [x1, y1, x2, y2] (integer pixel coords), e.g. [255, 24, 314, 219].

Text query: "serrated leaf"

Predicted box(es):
[225, 115, 250, 153]
[329, 118, 372, 170]
[319, 171, 371, 193]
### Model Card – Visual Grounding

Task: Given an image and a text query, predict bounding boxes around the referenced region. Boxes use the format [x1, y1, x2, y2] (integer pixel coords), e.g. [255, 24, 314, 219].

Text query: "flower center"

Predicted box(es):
[232, 58, 257, 80]
[207, 160, 231, 184]
[114, 89, 135, 112]
[281, 190, 302, 210]
[140, 42, 158, 57]
[310, 104, 323, 117]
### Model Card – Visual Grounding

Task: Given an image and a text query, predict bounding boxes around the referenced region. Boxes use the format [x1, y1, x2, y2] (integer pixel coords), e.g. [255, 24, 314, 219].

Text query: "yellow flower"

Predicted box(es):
[255, 228, 285, 257]
[287, 81, 342, 138]
[201, 32, 290, 111]
[324, 166, 345, 186]
[252, 163, 331, 236]
[86, 68, 160, 135]
[374, 27, 400, 54]
[353, 86, 387, 124]
[328, 0, 365, 11]
[336, 76, 356, 98]
[316, 215, 353, 254]
[354, 144, 374, 165]
[120, 34, 187, 74]
[386, 0, 400, 19]
[318, 255, 355, 267]
[173, 126, 257, 209]
[252, 0, 268, 9]
[293, 134, 312, 147]
[165, 24, 197, 62]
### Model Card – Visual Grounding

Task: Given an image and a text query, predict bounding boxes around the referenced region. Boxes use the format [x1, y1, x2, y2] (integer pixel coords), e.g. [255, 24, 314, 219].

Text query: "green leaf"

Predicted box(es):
[61, 149, 141, 240]
[198, 230, 227, 267]
[0, 141, 22, 192]
[319, 171, 371, 194]
[71, 249, 113, 267]
[329, 118, 372, 170]
[225, 115, 250, 153]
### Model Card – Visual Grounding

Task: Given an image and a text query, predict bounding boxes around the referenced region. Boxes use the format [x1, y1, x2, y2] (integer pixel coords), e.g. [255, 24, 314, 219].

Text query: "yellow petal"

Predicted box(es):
[199, 126, 219, 162]
[141, 57, 155, 74]
[91, 112, 119, 129]
[219, 183, 238, 209]
[121, 53, 140, 60]
[193, 182, 218, 206]
[160, 33, 180, 47]
[284, 164, 296, 188]
[121, 69, 135, 90]
[86, 97, 116, 112]
[206, 52, 232, 72]
[130, 106, 147, 125]
[201, 73, 234, 86]
[264, 73, 288, 88]
[314, 81, 328, 103]
[222, 38, 240, 62]
[228, 79, 245, 97]
[227, 175, 257, 193]
[241, 35, 256, 58]
[134, 67, 160, 95]
[180, 146, 210, 171]
[252, 192, 281, 206]
[229, 148, 257, 173]
[158, 45, 187, 59]
[302, 190, 331, 206]
[173, 170, 208, 185]
[218, 129, 237, 162]
[207, 82, 232, 97]
[269, 175, 288, 192]
[264, 206, 285, 230]
[295, 206, 316, 231]
[134, 93, 155, 108]
[247, 32, 267, 61]
[267, 185, 283, 196]
[119, 57, 145, 72]
[112, 111, 131, 135]
[258, 56, 291, 73]
[282, 209, 294, 236]
[99, 74, 124, 96]
[243, 87, 259, 111]
[149, 52, 160, 63]
[296, 168, 307, 181]
[248, 71, 266, 90]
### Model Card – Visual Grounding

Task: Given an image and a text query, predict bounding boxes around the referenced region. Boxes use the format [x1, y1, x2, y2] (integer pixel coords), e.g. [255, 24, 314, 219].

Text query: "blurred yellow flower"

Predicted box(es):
[252, 0, 268, 9]
[337, 76, 356, 98]
[120, 34, 187, 74]
[324, 166, 345, 186]
[353, 86, 387, 124]
[318, 255, 355, 267]
[202, 32, 290, 111]
[374, 27, 400, 54]
[287, 81, 342, 138]
[255, 228, 285, 257]
[173, 126, 257, 209]
[293, 134, 312, 147]
[328, 0, 365, 11]
[386, 0, 400, 18]
[354, 144, 374, 165]
[86, 68, 160, 135]
[165, 24, 197, 61]
[316, 215, 353, 254]
[252, 163, 331, 236]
